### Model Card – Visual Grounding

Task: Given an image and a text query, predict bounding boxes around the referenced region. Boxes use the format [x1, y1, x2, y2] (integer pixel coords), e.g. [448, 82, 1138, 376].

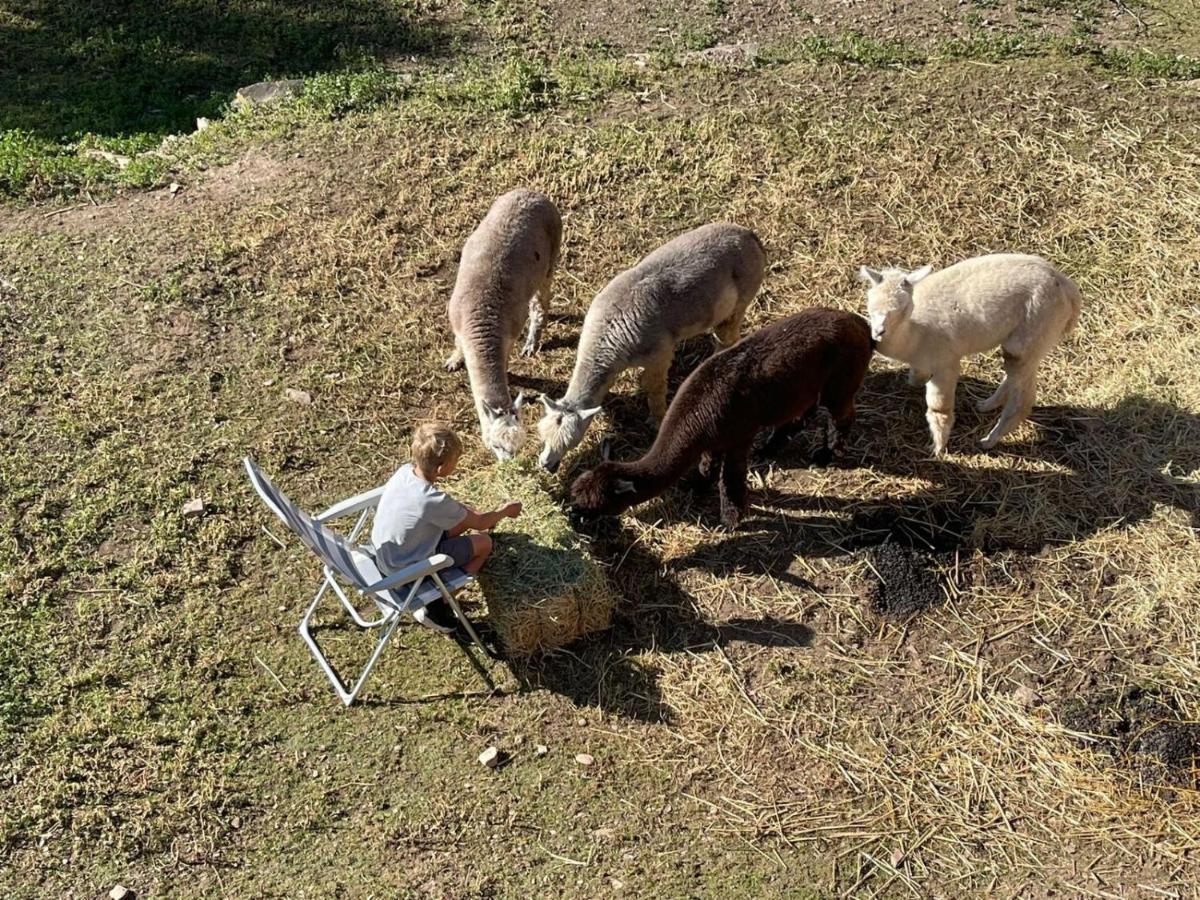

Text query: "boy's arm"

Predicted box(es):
[448, 502, 521, 535]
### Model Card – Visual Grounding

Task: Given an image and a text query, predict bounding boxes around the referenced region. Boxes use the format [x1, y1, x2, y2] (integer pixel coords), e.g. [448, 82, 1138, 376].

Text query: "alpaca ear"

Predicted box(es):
[578, 405, 603, 422]
[858, 265, 883, 287]
[539, 394, 558, 413]
[600, 438, 612, 461]
[484, 404, 504, 420]
[903, 264, 933, 287]
[614, 478, 636, 495]
[514, 392, 526, 411]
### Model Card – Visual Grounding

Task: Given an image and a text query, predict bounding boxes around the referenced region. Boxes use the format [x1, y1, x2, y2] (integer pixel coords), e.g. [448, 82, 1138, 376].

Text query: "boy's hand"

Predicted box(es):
[499, 501, 522, 519]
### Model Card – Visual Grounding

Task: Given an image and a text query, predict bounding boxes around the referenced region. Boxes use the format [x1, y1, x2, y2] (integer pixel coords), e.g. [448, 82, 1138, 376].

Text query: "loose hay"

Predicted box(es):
[452, 460, 616, 656]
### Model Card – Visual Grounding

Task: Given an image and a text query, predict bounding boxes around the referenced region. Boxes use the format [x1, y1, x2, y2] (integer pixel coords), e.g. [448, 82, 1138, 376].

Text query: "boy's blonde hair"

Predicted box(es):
[412, 422, 463, 472]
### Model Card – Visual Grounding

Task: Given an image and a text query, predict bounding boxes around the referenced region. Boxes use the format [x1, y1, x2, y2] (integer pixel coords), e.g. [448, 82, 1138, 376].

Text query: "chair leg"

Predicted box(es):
[299, 582, 401, 706]
[433, 573, 498, 691]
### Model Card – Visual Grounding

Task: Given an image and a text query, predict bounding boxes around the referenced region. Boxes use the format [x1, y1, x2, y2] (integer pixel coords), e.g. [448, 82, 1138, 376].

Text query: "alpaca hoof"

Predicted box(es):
[444, 358, 463, 372]
[520, 344, 537, 358]
[719, 511, 741, 531]
[979, 437, 999, 451]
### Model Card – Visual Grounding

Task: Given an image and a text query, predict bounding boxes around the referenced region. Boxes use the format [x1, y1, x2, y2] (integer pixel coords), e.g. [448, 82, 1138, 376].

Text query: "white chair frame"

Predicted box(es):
[244, 458, 496, 706]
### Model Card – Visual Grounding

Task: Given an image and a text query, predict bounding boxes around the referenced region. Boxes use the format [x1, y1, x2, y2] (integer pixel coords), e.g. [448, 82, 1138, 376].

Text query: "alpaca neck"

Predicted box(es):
[879, 315, 920, 365]
[464, 344, 510, 410]
[617, 426, 706, 500]
[563, 355, 617, 409]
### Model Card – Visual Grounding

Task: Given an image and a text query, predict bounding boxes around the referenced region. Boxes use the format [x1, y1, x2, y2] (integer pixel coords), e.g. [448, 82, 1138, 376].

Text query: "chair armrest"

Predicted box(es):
[315, 486, 386, 522]
[364, 553, 455, 594]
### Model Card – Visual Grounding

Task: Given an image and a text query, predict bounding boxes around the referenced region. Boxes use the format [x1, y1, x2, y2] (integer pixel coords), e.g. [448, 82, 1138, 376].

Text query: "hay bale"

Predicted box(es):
[451, 460, 616, 656]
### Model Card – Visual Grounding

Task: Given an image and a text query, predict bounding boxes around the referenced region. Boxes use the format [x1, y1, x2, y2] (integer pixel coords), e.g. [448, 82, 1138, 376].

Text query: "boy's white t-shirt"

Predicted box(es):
[370, 464, 467, 573]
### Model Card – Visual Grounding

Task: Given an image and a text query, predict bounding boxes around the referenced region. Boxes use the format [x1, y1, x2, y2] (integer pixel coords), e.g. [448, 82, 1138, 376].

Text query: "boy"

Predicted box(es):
[371, 422, 521, 633]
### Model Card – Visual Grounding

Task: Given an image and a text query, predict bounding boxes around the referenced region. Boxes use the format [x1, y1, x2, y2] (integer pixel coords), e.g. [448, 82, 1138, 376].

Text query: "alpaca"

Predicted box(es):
[570, 308, 874, 529]
[446, 188, 562, 460]
[536, 223, 766, 472]
[859, 253, 1082, 454]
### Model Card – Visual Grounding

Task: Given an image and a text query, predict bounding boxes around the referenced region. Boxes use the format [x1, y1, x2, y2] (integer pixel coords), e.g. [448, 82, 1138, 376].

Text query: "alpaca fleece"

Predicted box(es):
[570, 308, 874, 529]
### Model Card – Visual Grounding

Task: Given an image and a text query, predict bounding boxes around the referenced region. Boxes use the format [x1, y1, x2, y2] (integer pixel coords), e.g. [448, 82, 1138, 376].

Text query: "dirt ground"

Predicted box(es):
[3, 3, 1200, 898]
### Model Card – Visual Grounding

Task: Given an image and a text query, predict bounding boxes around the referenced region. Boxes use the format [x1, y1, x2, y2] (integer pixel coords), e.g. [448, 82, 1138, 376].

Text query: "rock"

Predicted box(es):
[195, 117, 211, 132]
[611, 879, 625, 891]
[535, 744, 549, 757]
[681, 42, 759, 69]
[109, 886, 135, 900]
[478, 746, 502, 769]
[1013, 685, 1041, 710]
[890, 847, 905, 867]
[83, 149, 131, 170]
[168, 182, 181, 195]
[182, 498, 205, 518]
[233, 79, 305, 109]
[574, 753, 594, 767]
[285, 388, 312, 405]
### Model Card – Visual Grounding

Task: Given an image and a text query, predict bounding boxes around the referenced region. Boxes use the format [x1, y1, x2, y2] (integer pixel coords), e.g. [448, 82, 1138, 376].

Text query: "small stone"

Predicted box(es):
[478, 746, 502, 768]
[285, 388, 312, 405]
[195, 117, 211, 132]
[535, 744, 549, 757]
[262, 378, 275, 387]
[592, 826, 617, 842]
[109, 887, 134, 900]
[1013, 685, 1041, 709]
[231, 815, 242, 829]
[168, 182, 181, 195]
[182, 498, 205, 517]
[611, 878, 625, 891]
[233, 79, 305, 109]
[890, 847, 905, 867]
[576, 717, 587, 727]
[574, 753, 594, 767]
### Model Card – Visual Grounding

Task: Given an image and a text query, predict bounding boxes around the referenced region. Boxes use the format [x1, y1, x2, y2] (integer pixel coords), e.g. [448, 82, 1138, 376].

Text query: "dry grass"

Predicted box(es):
[452, 460, 616, 656]
[3, 51, 1200, 897]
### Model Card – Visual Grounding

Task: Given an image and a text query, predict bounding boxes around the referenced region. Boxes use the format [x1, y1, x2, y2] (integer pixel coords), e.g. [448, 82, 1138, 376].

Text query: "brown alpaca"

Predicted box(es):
[570, 308, 874, 528]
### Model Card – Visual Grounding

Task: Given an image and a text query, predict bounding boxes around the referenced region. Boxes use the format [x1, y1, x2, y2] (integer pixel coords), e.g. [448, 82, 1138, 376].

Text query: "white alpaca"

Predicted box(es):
[446, 188, 562, 460]
[859, 253, 1082, 454]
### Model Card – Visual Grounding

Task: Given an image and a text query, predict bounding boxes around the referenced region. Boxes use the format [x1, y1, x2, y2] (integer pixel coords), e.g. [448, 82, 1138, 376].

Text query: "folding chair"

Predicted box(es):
[243, 457, 497, 706]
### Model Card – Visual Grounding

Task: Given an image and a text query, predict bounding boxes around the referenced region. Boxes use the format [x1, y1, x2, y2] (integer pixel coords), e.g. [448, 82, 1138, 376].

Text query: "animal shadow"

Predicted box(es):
[520, 519, 816, 723]
[674, 368, 1199, 584]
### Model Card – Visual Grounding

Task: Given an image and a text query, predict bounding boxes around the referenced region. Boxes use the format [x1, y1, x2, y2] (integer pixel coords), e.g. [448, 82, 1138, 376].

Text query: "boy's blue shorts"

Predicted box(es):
[437, 532, 475, 568]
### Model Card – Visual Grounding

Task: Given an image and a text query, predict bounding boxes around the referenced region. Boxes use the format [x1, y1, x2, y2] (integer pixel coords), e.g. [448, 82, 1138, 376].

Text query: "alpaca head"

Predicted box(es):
[479, 393, 527, 461]
[569, 463, 639, 517]
[536, 396, 603, 473]
[859, 264, 933, 343]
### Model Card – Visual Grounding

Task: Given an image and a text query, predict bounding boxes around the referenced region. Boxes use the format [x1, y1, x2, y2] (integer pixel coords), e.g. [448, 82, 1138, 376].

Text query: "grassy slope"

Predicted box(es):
[3, 2, 1200, 897]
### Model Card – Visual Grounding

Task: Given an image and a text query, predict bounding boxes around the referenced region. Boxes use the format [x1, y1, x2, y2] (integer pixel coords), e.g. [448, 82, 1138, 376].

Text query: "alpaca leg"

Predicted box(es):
[812, 398, 857, 467]
[977, 350, 1019, 413]
[521, 294, 546, 358]
[925, 368, 959, 456]
[640, 354, 671, 425]
[444, 336, 464, 372]
[981, 371, 1037, 450]
[718, 446, 752, 530]
[907, 368, 930, 387]
[760, 414, 811, 459]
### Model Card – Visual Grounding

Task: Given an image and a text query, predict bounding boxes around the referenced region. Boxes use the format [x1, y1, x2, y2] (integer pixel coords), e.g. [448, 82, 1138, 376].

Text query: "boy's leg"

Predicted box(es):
[437, 531, 491, 575]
